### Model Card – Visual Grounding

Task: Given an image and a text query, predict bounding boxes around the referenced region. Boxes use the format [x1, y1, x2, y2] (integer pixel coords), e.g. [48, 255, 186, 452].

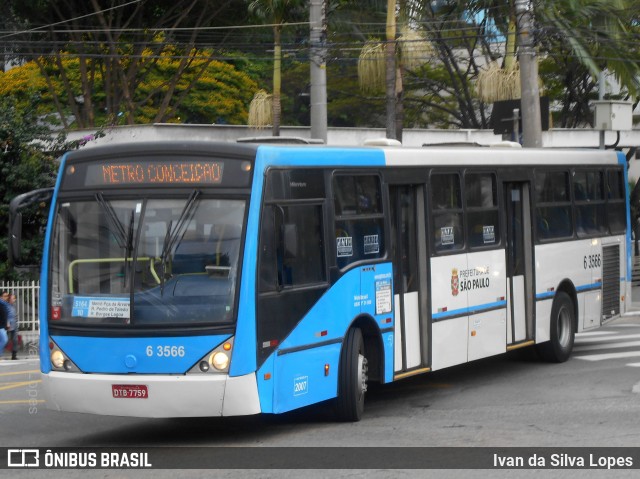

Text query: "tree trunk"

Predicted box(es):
[272, 26, 282, 137]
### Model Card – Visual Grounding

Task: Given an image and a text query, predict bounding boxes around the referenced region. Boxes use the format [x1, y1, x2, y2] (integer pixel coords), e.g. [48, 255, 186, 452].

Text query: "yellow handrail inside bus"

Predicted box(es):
[68, 257, 160, 293]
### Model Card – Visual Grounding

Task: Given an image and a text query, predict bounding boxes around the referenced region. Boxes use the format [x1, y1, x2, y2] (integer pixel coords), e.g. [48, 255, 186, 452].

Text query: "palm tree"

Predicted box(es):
[248, 0, 304, 136]
[357, 0, 432, 140]
[539, 0, 640, 97]
[469, 0, 640, 101]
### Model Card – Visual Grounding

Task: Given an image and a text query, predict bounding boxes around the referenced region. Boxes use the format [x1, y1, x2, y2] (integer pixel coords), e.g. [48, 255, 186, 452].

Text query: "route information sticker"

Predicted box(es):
[375, 278, 392, 315]
[72, 297, 131, 318]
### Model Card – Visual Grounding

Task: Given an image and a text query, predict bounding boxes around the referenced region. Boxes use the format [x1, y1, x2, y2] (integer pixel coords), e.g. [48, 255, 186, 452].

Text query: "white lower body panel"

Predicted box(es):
[42, 372, 261, 418]
[394, 292, 422, 371]
[431, 317, 468, 371]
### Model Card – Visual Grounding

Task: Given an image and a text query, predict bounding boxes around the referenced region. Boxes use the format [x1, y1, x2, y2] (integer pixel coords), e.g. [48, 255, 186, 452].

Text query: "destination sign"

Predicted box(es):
[59, 154, 263, 190]
[85, 161, 223, 186]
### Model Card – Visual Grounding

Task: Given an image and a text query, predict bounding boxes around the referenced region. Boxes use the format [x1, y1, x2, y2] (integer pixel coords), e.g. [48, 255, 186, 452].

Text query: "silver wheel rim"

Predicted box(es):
[557, 305, 572, 350]
[357, 354, 368, 399]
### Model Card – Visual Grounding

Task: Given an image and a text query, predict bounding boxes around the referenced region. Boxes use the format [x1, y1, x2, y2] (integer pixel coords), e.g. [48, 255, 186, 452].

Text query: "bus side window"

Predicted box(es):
[431, 172, 464, 252]
[333, 174, 385, 269]
[607, 169, 626, 234]
[573, 170, 606, 237]
[259, 206, 278, 292]
[259, 204, 326, 291]
[465, 172, 499, 248]
[535, 170, 573, 241]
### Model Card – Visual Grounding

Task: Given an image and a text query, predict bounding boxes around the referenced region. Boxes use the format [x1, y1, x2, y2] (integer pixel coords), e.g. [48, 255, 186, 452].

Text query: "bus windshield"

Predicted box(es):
[50, 195, 245, 327]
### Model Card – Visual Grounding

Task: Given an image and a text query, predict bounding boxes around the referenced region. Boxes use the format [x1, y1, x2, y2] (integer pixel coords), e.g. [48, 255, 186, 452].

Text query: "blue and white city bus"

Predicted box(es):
[16, 141, 631, 421]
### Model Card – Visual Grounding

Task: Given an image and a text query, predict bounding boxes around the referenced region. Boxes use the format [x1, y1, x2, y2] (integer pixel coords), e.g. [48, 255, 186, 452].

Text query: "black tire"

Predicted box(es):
[536, 291, 575, 363]
[336, 328, 368, 422]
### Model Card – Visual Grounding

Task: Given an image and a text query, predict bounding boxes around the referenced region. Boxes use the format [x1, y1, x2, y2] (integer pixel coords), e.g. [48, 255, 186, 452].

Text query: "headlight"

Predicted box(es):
[51, 350, 65, 369]
[187, 338, 234, 374]
[210, 352, 229, 371]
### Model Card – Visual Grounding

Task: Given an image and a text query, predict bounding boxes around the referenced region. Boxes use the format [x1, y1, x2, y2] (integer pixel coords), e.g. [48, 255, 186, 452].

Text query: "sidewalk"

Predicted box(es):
[1, 342, 39, 361]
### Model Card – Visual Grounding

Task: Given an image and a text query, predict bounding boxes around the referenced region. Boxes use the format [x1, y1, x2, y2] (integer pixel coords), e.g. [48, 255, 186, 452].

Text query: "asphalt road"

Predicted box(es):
[2, 315, 640, 478]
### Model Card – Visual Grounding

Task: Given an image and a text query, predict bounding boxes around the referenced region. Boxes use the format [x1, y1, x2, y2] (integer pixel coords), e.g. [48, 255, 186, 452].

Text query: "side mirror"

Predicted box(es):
[8, 187, 54, 266]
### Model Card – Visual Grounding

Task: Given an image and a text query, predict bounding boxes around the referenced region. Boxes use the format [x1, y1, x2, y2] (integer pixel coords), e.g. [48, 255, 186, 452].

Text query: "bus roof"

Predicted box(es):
[63, 141, 622, 168]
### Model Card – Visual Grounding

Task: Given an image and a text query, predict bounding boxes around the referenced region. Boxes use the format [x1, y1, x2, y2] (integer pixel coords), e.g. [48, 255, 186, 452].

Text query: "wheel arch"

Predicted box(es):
[555, 279, 578, 332]
[345, 314, 384, 383]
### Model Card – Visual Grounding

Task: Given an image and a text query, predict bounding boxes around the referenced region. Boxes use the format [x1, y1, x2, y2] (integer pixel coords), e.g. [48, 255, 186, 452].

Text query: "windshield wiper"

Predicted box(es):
[95, 193, 127, 249]
[123, 209, 135, 290]
[159, 190, 201, 294]
[96, 193, 136, 290]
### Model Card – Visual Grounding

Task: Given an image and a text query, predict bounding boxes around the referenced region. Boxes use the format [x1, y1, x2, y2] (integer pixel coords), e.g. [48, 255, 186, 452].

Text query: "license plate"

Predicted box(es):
[112, 384, 148, 399]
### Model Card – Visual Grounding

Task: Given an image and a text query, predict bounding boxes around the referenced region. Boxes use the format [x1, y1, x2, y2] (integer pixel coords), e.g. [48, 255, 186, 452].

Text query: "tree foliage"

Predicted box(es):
[0, 48, 258, 126]
[4, 0, 258, 128]
[2, 0, 639, 133]
[0, 97, 78, 280]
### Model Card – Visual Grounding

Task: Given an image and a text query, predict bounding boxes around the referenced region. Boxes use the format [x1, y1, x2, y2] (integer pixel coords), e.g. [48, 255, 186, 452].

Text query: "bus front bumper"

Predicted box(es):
[42, 371, 261, 418]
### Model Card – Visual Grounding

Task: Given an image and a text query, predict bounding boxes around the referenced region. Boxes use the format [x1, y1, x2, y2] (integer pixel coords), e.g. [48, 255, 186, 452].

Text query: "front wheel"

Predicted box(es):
[336, 328, 368, 422]
[536, 291, 575, 363]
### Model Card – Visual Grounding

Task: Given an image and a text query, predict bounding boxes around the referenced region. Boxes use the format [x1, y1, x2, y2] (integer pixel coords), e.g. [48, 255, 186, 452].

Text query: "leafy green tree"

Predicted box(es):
[4, 0, 252, 128]
[0, 50, 258, 126]
[0, 97, 77, 280]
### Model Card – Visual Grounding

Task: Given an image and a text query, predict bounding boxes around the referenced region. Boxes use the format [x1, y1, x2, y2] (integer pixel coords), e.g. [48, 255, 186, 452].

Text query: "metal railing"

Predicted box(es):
[0, 280, 40, 350]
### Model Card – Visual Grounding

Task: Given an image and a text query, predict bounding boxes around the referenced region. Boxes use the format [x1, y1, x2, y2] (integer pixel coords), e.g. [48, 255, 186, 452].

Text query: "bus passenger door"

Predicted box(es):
[504, 182, 534, 346]
[389, 185, 429, 374]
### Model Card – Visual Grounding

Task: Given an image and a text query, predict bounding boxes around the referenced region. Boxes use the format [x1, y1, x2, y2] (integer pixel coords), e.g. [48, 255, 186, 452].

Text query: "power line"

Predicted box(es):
[0, 0, 144, 40]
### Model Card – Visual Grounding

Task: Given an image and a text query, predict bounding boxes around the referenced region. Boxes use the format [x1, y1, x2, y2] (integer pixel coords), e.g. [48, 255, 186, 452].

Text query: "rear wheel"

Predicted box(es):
[336, 328, 368, 421]
[536, 291, 575, 363]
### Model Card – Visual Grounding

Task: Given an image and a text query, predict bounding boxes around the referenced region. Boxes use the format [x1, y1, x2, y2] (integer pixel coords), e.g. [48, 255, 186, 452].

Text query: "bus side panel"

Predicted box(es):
[359, 263, 395, 383]
[430, 255, 469, 370]
[466, 249, 507, 361]
[535, 239, 593, 339]
[273, 343, 342, 414]
[266, 263, 394, 414]
[256, 355, 275, 413]
[233, 146, 387, 379]
[265, 267, 360, 413]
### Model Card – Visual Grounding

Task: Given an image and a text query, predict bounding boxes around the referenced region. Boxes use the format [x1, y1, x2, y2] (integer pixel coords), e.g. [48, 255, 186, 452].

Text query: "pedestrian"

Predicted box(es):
[7, 292, 18, 360]
[0, 291, 9, 356]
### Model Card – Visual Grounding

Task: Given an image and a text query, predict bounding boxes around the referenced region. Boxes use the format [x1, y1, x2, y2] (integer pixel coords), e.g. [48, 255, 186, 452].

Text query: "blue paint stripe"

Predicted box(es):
[536, 282, 602, 301]
[575, 282, 602, 292]
[432, 300, 506, 320]
[536, 291, 556, 300]
[257, 145, 387, 167]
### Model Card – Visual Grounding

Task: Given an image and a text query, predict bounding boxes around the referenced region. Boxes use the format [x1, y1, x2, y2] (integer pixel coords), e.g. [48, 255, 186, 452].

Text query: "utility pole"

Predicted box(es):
[598, 71, 605, 149]
[515, 0, 542, 147]
[385, 0, 397, 140]
[310, 0, 328, 143]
